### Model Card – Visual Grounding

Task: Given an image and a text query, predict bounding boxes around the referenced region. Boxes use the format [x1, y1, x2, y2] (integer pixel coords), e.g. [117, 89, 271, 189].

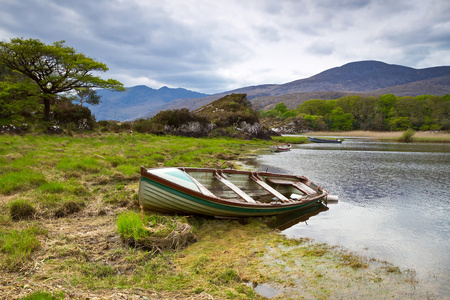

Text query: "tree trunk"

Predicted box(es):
[43, 98, 51, 121]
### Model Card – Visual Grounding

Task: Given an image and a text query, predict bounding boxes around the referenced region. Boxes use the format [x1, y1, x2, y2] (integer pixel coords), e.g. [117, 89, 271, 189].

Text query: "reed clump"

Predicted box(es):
[117, 211, 196, 251]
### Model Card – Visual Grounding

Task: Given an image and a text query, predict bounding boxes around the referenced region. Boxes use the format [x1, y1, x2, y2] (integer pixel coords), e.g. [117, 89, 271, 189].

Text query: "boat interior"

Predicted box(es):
[182, 168, 320, 204]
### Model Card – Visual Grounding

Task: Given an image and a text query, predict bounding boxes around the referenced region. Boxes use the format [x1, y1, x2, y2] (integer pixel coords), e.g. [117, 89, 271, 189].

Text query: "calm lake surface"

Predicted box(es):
[257, 138, 450, 297]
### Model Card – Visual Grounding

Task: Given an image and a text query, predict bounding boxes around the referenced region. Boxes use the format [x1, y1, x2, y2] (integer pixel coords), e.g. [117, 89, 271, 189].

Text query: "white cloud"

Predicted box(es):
[1, 0, 449, 94]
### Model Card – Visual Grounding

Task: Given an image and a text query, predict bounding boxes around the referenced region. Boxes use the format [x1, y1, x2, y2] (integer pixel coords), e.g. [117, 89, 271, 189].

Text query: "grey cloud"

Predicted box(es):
[1, 0, 449, 94]
[305, 42, 335, 56]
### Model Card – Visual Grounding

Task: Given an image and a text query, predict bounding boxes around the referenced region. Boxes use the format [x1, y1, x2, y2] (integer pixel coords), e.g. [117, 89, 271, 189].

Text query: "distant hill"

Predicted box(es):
[273, 61, 450, 94]
[370, 74, 450, 96]
[95, 61, 450, 120]
[142, 61, 450, 117]
[86, 85, 208, 121]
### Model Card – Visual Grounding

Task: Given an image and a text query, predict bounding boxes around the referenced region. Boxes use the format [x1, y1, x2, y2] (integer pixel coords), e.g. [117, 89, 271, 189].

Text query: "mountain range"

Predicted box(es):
[89, 60, 450, 121]
[86, 85, 208, 121]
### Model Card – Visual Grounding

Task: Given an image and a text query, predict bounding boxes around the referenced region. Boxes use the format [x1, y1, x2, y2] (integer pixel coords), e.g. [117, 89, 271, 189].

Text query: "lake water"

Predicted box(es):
[257, 138, 450, 297]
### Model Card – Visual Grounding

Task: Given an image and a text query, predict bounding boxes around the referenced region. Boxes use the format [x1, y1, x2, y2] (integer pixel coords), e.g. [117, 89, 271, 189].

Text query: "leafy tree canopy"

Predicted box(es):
[0, 37, 124, 120]
[259, 94, 449, 131]
[74, 88, 102, 106]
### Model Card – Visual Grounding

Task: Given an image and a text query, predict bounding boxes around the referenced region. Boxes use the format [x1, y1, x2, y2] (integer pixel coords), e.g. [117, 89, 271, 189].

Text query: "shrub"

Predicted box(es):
[399, 129, 416, 142]
[53, 99, 95, 130]
[132, 118, 157, 133]
[152, 108, 210, 128]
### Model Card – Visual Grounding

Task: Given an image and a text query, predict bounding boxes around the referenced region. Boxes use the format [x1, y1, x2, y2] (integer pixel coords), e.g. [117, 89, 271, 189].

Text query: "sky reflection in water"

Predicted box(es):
[258, 140, 450, 295]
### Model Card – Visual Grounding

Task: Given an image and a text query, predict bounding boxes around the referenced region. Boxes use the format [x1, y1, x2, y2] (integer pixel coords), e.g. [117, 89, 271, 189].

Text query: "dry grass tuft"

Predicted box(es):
[9, 200, 36, 221]
[309, 130, 450, 142]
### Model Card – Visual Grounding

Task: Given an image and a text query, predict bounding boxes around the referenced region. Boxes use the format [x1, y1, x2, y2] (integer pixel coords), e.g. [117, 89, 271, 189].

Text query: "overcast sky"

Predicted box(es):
[1, 0, 449, 94]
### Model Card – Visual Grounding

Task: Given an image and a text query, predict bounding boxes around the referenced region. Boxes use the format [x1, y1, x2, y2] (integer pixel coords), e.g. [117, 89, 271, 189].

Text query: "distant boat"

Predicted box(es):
[269, 144, 292, 152]
[139, 167, 337, 217]
[308, 137, 343, 143]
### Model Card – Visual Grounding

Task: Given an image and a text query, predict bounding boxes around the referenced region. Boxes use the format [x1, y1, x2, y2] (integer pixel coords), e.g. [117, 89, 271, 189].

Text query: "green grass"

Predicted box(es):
[0, 225, 47, 271]
[39, 181, 65, 193]
[21, 291, 65, 300]
[117, 211, 151, 241]
[271, 135, 308, 144]
[117, 211, 187, 241]
[0, 170, 47, 194]
[0, 133, 420, 299]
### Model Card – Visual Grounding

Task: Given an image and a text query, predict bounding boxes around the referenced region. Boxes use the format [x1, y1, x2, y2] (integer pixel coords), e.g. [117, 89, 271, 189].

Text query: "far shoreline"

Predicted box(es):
[294, 130, 450, 143]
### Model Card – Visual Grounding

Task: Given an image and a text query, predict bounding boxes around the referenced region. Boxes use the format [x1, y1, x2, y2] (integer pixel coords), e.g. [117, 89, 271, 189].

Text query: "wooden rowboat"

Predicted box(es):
[308, 137, 343, 143]
[269, 144, 291, 152]
[139, 167, 337, 217]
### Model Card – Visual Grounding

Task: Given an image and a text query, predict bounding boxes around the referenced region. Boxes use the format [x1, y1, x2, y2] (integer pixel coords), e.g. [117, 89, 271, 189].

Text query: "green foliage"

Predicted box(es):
[389, 117, 412, 131]
[0, 67, 41, 122]
[259, 94, 450, 132]
[0, 37, 124, 120]
[329, 107, 355, 131]
[74, 88, 102, 106]
[52, 98, 95, 130]
[297, 99, 329, 116]
[399, 129, 416, 142]
[303, 114, 326, 130]
[132, 118, 158, 133]
[152, 108, 209, 129]
[274, 102, 288, 114]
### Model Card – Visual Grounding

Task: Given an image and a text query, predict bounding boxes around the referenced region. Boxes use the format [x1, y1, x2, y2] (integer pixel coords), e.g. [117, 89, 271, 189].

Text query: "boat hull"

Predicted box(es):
[139, 167, 328, 217]
[308, 137, 342, 143]
[269, 144, 291, 152]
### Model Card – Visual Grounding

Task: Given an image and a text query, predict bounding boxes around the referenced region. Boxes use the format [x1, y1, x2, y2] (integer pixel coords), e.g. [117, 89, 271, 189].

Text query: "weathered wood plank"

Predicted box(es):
[213, 171, 256, 203]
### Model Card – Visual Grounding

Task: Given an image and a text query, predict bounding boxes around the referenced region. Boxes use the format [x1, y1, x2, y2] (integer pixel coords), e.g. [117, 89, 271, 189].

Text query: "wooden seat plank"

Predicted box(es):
[250, 173, 291, 203]
[266, 178, 316, 195]
[213, 171, 256, 203]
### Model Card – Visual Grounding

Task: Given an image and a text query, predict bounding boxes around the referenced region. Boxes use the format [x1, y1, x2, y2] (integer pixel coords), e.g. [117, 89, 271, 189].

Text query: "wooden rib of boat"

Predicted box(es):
[269, 144, 291, 152]
[139, 167, 337, 217]
[308, 137, 343, 143]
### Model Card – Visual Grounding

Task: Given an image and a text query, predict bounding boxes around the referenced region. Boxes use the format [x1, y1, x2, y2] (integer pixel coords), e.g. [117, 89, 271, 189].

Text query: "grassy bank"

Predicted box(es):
[307, 130, 450, 143]
[0, 133, 428, 299]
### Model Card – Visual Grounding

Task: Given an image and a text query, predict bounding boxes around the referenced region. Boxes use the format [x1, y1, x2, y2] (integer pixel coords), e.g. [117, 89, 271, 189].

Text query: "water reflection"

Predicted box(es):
[257, 140, 450, 296]
[269, 204, 329, 231]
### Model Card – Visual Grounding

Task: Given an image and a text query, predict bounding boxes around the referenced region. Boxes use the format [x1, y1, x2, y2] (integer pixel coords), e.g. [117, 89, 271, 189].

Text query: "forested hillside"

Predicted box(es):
[259, 94, 450, 132]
